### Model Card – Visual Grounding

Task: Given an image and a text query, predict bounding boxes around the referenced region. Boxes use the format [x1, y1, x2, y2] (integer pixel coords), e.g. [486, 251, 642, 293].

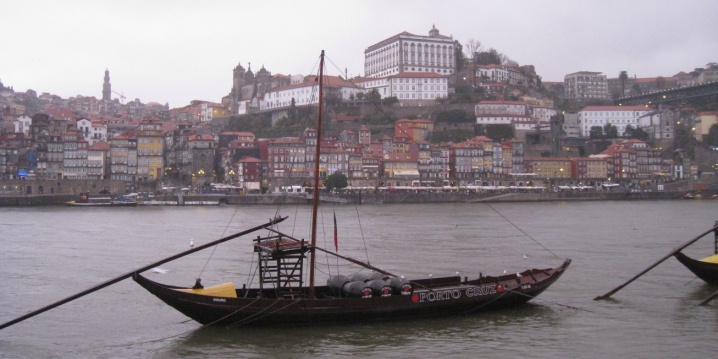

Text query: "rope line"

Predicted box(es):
[483, 200, 564, 261]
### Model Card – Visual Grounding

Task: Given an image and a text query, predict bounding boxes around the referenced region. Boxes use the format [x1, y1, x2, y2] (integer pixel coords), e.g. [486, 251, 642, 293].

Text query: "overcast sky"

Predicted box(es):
[2, 0, 716, 108]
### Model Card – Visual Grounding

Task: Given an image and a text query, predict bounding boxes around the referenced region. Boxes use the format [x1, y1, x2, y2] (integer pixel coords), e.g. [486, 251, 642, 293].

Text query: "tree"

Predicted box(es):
[704, 124, 718, 146]
[475, 48, 502, 66]
[365, 89, 381, 104]
[289, 98, 297, 123]
[656, 76, 666, 89]
[631, 83, 642, 95]
[604, 123, 618, 139]
[589, 126, 604, 139]
[436, 109, 473, 124]
[382, 96, 399, 106]
[464, 39, 482, 65]
[619, 71, 628, 96]
[454, 41, 465, 73]
[325, 172, 348, 191]
[632, 127, 649, 141]
[485, 124, 514, 142]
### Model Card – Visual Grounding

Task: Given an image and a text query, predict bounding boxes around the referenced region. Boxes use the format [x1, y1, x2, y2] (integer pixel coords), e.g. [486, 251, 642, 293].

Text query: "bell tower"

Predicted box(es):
[102, 69, 111, 101]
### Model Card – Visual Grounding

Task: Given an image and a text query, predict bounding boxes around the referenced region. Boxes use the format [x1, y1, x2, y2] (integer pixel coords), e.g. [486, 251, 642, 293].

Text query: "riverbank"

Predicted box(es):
[0, 189, 700, 206]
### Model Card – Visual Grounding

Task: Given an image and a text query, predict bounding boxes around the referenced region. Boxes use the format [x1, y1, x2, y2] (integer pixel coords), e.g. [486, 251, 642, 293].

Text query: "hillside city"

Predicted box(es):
[1, 25, 717, 196]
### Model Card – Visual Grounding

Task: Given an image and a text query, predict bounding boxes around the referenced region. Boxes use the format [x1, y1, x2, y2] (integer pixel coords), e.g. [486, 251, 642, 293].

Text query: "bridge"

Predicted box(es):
[614, 81, 718, 107]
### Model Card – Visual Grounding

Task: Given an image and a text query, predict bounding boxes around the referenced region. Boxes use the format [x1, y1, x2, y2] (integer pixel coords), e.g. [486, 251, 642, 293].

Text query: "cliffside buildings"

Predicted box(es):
[564, 71, 610, 101]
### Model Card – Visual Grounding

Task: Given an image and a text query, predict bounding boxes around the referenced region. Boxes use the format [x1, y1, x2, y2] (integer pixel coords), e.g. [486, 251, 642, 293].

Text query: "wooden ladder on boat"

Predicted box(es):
[255, 235, 308, 299]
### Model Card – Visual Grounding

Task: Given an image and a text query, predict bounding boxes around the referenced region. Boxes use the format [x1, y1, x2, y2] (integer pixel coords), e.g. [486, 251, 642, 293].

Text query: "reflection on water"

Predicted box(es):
[1, 201, 717, 358]
[164, 303, 560, 358]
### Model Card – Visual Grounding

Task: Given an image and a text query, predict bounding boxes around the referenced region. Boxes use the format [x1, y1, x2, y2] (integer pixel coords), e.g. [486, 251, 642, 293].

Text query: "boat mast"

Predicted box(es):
[308, 50, 325, 299]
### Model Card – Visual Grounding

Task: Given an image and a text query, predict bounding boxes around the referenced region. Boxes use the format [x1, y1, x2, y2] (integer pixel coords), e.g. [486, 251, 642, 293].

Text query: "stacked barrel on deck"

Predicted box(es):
[327, 272, 412, 298]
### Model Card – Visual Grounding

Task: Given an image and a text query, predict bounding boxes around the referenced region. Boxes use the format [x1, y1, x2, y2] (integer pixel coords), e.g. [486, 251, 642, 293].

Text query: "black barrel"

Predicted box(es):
[366, 279, 392, 297]
[342, 281, 373, 298]
[387, 277, 412, 295]
[327, 275, 351, 296]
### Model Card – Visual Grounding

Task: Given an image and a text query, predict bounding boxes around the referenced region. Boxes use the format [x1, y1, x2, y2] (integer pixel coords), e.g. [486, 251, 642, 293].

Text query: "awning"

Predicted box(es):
[391, 170, 420, 177]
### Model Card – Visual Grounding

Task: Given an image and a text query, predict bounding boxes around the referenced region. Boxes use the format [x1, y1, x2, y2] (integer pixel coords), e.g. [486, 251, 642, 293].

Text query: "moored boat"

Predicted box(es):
[131, 51, 571, 327]
[674, 251, 718, 283]
[65, 192, 139, 206]
[133, 257, 570, 326]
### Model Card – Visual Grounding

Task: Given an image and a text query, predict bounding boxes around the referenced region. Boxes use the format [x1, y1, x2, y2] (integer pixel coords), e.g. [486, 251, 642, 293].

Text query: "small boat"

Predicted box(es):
[65, 192, 139, 206]
[131, 51, 570, 327]
[111, 195, 140, 206]
[682, 192, 718, 200]
[66, 192, 112, 206]
[674, 251, 718, 283]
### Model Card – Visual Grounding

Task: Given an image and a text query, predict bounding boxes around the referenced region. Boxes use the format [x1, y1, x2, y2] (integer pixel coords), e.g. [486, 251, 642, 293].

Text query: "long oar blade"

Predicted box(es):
[594, 224, 718, 301]
[699, 288, 718, 306]
[0, 216, 286, 331]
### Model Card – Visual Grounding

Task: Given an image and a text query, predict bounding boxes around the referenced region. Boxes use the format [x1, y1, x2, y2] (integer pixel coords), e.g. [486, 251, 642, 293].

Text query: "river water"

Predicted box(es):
[0, 200, 717, 358]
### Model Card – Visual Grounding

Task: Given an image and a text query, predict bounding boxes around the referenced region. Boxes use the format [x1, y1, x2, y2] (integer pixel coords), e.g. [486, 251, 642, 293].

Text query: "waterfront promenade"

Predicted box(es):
[0, 188, 699, 206]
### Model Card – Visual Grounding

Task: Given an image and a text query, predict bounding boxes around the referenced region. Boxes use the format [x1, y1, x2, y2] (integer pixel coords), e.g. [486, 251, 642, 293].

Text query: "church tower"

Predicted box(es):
[231, 62, 246, 115]
[102, 69, 111, 101]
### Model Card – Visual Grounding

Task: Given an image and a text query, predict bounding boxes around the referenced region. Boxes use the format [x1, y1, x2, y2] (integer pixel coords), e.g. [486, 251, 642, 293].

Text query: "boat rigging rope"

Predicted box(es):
[226, 298, 303, 328]
[501, 287, 597, 314]
[196, 204, 243, 280]
[204, 298, 262, 327]
[483, 201, 564, 262]
[354, 203, 371, 265]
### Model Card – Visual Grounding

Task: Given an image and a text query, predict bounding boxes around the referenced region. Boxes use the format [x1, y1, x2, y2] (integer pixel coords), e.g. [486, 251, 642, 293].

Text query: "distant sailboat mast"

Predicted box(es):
[308, 50, 325, 299]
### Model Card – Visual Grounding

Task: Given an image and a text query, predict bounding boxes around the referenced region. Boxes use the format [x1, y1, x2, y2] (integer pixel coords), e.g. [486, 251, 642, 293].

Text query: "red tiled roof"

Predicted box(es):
[582, 105, 648, 111]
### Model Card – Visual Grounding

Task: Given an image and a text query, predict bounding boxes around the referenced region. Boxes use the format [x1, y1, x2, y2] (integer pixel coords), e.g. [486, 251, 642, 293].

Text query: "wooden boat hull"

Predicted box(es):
[133, 259, 570, 327]
[674, 251, 718, 283]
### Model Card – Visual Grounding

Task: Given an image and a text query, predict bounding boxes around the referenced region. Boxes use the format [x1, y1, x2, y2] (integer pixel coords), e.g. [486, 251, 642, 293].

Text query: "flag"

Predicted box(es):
[333, 211, 338, 252]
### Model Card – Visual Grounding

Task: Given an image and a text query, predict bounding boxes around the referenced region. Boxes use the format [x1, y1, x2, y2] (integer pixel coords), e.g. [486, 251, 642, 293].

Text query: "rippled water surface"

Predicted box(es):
[1, 201, 717, 358]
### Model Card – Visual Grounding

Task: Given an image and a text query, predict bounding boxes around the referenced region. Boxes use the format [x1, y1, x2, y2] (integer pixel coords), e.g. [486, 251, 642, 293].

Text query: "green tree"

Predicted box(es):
[365, 89, 381, 104]
[436, 109, 473, 124]
[632, 127, 649, 141]
[704, 124, 718, 146]
[589, 126, 604, 139]
[289, 98, 297, 123]
[454, 40, 465, 72]
[475, 48, 502, 65]
[604, 123, 618, 139]
[325, 172, 348, 191]
[274, 116, 291, 128]
[429, 129, 474, 143]
[485, 124, 514, 142]
[382, 96, 399, 106]
[623, 125, 649, 140]
[631, 83, 642, 95]
[619, 71, 628, 96]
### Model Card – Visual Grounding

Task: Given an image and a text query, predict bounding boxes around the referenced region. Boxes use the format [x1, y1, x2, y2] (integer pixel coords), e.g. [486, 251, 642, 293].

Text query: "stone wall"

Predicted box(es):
[0, 179, 127, 197]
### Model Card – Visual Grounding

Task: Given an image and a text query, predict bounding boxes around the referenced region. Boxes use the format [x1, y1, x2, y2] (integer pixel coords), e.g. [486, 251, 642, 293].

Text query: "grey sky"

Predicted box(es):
[2, 0, 716, 108]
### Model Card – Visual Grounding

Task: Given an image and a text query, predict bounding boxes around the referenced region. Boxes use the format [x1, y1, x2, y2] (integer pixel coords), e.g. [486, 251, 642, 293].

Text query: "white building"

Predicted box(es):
[562, 113, 581, 138]
[565, 71, 609, 101]
[358, 72, 449, 106]
[476, 64, 532, 86]
[364, 25, 455, 79]
[475, 101, 553, 136]
[76, 117, 107, 146]
[13, 115, 32, 135]
[261, 75, 360, 110]
[475, 101, 528, 116]
[577, 106, 650, 137]
[532, 106, 558, 122]
[199, 103, 213, 122]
